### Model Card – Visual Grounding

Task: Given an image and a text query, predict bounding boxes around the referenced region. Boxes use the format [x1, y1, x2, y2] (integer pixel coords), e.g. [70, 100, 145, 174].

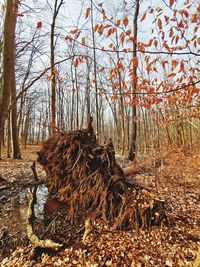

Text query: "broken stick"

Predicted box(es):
[27, 161, 62, 252]
[27, 193, 62, 250]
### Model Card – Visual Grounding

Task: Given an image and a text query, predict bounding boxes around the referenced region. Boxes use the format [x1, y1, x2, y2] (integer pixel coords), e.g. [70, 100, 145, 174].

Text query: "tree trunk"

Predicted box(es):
[6, 116, 11, 158]
[0, 0, 18, 145]
[8, 0, 21, 159]
[86, 59, 91, 123]
[50, 9, 56, 136]
[91, 0, 99, 133]
[11, 83, 22, 158]
[37, 112, 42, 145]
[70, 60, 75, 130]
[11, 0, 21, 158]
[115, 29, 125, 155]
[128, 0, 140, 161]
[74, 65, 79, 129]
[50, 0, 64, 136]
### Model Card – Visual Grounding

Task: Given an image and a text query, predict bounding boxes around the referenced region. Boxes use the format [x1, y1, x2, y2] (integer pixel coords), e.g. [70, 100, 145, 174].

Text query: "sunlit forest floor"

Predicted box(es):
[0, 144, 200, 266]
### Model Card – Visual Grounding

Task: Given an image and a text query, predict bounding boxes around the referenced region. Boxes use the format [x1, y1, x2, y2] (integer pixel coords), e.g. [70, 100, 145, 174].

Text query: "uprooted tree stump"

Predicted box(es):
[37, 118, 168, 234]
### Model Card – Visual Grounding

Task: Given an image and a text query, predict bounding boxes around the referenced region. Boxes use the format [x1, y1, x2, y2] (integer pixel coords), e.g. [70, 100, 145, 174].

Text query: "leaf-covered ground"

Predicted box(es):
[0, 145, 200, 266]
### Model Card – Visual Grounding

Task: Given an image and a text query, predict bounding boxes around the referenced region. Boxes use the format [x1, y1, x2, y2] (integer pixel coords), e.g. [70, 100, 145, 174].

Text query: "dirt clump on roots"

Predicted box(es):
[37, 117, 168, 231]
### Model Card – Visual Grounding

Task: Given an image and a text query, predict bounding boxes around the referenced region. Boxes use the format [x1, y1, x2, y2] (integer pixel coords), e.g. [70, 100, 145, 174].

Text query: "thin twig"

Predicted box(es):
[40, 212, 63, 239]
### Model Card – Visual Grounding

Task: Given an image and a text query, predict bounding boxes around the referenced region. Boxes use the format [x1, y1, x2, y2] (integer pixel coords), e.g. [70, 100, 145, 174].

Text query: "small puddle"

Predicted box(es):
[0, 184, 48, 259]
[19, 184, 49, 219]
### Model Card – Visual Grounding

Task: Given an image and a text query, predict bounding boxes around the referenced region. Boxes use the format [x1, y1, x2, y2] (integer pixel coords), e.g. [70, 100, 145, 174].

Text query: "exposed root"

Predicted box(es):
[82, 219, 91, 242]
[37, 118, 168, 230]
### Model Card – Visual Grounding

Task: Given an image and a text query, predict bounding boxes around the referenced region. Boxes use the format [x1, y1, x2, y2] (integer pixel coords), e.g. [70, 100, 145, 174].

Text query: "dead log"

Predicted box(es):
[37, 118, 168, 230]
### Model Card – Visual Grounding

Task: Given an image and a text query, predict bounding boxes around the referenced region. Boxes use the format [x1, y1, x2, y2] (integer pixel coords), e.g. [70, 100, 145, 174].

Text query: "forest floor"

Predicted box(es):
[0, 144, 200, 266]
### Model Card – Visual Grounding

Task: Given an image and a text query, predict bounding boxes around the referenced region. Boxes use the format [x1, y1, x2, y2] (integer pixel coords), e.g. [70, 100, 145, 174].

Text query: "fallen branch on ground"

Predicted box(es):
[27, 193, 62, 250]
[27, 161, 62, 255]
